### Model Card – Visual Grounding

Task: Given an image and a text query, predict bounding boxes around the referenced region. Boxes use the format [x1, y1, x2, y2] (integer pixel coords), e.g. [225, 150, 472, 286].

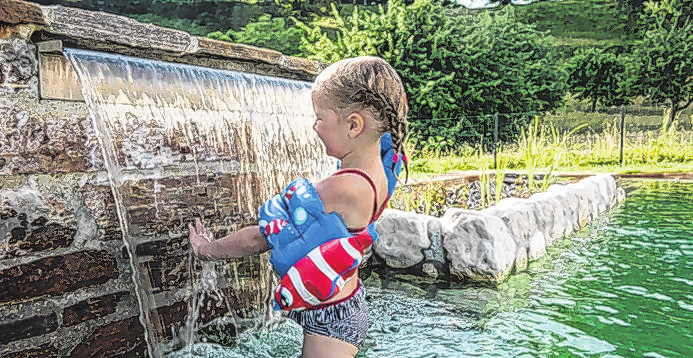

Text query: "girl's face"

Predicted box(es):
[311, 91, 349, 159]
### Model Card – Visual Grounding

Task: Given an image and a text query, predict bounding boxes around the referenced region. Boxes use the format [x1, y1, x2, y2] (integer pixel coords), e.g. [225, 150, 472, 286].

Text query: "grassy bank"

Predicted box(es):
[408, 119, 693, 180]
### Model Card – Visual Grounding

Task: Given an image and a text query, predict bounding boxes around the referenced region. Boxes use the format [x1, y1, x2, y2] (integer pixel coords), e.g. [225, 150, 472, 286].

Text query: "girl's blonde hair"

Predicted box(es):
[313, 56, 409, 178]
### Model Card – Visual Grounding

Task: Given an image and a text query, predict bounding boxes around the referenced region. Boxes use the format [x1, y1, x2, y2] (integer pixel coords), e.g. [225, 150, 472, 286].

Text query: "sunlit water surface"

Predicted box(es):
[174, 180, 693, 357]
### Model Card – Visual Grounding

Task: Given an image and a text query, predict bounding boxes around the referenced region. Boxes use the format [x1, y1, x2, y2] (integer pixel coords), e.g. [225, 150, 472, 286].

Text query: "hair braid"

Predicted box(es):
[314, 56, 409, 182]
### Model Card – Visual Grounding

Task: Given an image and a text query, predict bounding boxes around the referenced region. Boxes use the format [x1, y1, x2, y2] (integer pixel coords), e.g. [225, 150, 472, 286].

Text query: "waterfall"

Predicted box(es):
[64, 48, 333, 357]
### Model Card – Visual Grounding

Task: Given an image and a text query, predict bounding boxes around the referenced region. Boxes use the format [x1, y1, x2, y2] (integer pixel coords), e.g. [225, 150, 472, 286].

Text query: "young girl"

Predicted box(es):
[189, 56, 408, 358]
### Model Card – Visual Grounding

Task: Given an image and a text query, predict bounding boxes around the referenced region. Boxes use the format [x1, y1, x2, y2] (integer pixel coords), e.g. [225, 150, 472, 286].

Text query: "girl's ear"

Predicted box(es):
[345, 112, 365, 138]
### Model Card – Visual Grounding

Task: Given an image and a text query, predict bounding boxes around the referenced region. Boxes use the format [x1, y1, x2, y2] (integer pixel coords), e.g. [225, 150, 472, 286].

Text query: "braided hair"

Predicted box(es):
[313, 56, 409, 181]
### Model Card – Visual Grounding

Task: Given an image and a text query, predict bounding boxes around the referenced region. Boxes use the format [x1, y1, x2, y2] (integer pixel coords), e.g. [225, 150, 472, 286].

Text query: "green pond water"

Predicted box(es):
[176, 180, 693, 357]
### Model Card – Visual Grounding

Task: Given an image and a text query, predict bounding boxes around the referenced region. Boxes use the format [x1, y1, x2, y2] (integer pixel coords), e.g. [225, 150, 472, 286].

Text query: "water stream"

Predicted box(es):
[64, 48, 333, 357]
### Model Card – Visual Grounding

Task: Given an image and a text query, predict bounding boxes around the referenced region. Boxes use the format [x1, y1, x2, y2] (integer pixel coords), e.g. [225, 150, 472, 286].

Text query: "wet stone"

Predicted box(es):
[157, 300, 188, 340]
[141, 253, 189, 293]
[0, 343, 60, 358]
[223, 285, 270, 318]
[69, 315, 146, 358]
[76, 184, 121, 241]
[135, 236, 189, 257]
[121, 173, 262, 237]
[5, 222, 76, 258]
[198, 294, 230, 325]
[0, 312, 58, 345]
[0, 250, 119, 304]
[62, 291, 129, 327]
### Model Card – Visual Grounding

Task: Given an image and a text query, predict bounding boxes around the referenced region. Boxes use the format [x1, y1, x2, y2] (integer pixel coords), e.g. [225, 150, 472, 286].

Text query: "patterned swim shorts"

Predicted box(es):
[287, 282, 369, 349]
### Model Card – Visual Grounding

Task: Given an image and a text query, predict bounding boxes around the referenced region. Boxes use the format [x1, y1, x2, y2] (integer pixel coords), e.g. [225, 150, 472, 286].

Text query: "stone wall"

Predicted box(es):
[373, 174, 627, 282]
[0, 1, 319, 355]
[0, 33, 142, 356]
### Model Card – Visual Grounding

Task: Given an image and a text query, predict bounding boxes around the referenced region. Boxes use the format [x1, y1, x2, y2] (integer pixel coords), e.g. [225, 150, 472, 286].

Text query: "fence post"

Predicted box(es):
[493, 112, 499, 169]
[619, 104, 625, 166]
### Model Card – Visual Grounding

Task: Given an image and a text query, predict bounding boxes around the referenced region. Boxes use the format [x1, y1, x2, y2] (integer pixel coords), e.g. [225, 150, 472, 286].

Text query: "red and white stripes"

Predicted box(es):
[275, 234, 372, 310]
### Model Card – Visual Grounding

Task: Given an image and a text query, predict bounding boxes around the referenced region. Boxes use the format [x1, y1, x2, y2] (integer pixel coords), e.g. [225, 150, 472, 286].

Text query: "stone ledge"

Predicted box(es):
[0, 0, 46, 26]
[1, 1, 322, 79]
[374, 174, 626, 282]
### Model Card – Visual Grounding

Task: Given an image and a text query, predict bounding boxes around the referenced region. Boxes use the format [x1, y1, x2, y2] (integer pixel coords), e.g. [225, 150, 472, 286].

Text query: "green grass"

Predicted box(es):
[409, 125, 693, 180]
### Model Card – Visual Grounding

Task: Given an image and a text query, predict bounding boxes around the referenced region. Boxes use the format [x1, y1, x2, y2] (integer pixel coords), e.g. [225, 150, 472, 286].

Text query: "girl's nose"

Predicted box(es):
[312, 120, 318, 132]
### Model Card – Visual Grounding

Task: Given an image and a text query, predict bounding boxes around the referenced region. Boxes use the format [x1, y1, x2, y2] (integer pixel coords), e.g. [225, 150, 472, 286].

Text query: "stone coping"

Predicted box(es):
[406, 171, 693, 188]
[373, 174, 626, 283]
[1, 0, 324, 81]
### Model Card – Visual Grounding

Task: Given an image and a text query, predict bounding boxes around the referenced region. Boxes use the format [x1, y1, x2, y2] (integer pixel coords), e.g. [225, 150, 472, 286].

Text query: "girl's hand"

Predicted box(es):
[189, 217, 213, 258]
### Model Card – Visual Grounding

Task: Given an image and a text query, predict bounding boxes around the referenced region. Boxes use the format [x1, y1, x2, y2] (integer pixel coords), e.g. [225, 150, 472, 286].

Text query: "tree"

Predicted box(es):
[207, 13, 306, 56]
[296, 0, 566, 153]
[565, 47, 632, 111]
[633, 0, 693, 130]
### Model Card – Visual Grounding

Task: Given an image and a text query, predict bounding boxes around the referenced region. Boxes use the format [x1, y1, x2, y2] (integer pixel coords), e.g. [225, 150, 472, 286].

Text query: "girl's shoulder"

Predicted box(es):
[314, 173, 369, 205]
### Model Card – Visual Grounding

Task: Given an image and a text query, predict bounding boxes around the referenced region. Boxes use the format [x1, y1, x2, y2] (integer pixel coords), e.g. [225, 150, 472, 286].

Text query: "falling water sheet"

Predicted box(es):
[64, 48, 333, 357]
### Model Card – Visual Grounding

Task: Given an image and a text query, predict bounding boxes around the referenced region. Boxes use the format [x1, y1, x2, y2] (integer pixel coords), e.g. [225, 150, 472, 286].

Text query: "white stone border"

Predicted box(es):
[374, 174, 626, 282]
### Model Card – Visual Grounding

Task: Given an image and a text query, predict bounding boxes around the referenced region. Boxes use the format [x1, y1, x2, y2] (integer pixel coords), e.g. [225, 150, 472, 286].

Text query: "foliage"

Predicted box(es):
[494, 155, 508, 204]
[632, 0, 693, 130]
[296, 0, 567, 154]
[274, 0, 342, 19]
[294, 1, 405, 63]
[388, 183, 447, 215]
[514, 0, 632, 47]
[564, 47, 634, 110]
[207, 14, 306, 56]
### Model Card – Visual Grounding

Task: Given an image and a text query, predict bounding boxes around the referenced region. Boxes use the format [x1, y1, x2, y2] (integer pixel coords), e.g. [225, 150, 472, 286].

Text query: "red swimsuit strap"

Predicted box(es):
[332, 169, 382, 233]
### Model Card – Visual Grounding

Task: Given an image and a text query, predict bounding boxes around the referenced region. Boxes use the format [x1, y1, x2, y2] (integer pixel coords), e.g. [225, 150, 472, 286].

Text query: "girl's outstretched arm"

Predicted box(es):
[189, 217, 270, 260]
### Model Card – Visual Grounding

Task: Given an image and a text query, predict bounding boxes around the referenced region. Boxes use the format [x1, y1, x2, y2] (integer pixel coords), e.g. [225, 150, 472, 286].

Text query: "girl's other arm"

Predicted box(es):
[189, 218, 270, 260]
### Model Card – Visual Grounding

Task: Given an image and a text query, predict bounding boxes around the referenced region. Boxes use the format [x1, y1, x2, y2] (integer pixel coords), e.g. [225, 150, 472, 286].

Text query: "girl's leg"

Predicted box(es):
[301, 333, 358, 358]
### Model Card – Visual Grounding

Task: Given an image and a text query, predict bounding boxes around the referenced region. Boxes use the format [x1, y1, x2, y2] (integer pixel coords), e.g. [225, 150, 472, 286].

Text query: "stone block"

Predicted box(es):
[0, 312, 58, 345]
[139, 252, 189, 294]
[585, 174, 617, 212]
[441, 207, 485, 223]
[546, 184, 580, 234]
[43, 6, 197, 54]
[69, 315, 146, 358]
[616, 187, 626, 204]
[0, 0, 46, 25]
[197, 37, 282, 65]
[527, 231, 547, 260]
[513, 246, 528, 272]
[0, 105, 100, 175]
[517, 198, 553, 247]
[374, 209, 431, 268]
[0, 38, 35, 85]
[563, 183, 590, 227]
[527, 191, 569, 244]
[423, 218, 445, 263]
[4, 222, 76, 258]
[483, 197, 539, 248]
[0, 250, 119, 304]
[443, 212, 516, 282]
[62, 291, 129, 327]
[0, 343, 60, 358]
